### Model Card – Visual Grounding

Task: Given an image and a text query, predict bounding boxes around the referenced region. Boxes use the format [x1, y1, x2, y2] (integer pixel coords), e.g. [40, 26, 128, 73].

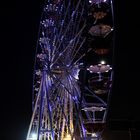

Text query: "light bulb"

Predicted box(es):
[31, 133, 37, 139]
[100, 60, 106, 65]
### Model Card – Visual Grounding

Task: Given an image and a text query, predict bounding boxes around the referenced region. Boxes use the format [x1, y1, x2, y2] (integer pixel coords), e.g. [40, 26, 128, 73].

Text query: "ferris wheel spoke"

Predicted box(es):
[85, 86, 107, 106]
[53, 0, 82, 58]
[69, 34, 84, 60]
[27, 0, 114, 139]
[74, 2, 86, 35]
[74, 48, 93, 65]
[50, 45, 71, 68]
[57, 93, 74, 138]
[54, 1, 71, 42]
[70, 37, 86, 65]
[26, 79, 43, 140]
[56, 19, 86, 61]
[49, 74, 78, 100]
[49, 87, 64, 138]
[43, 74, 55, 139]
[67, 76, 81, 99]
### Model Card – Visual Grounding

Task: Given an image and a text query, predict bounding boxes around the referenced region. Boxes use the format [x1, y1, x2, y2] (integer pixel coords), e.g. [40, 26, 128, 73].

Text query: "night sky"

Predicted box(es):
[0, 0, 140, 140]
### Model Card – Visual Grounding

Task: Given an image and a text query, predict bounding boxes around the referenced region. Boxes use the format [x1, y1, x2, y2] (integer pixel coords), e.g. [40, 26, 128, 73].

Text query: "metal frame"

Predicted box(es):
[26, 0, 115, 140]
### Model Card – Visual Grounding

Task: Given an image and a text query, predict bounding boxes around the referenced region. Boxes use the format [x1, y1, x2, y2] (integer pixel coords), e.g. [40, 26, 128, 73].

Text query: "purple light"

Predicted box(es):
[89, 0, 108, 4]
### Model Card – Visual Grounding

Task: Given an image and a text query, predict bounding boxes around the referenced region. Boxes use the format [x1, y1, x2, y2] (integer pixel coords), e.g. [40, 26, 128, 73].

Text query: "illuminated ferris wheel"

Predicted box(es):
[26, 0, 114, 140]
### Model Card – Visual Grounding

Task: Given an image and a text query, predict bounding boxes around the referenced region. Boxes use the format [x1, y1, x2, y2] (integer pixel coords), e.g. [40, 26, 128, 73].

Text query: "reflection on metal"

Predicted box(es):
[94, 48, 109, 55]
[93, 11, 107, 19]
[26, 0, 114, 139]
[84, 121, 106, 132]
[82, 106, 106, 111]
[63, 134, 73, 140]
[81, 102, 107, 138]
[88, 76, 111, 94]
[89, 0, 108, 4]
[89, 24, 112, 37]
[87, 64, 112, 73]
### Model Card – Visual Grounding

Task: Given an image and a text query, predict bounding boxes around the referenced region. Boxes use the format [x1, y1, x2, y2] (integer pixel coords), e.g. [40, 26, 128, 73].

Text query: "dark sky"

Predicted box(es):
[0, 0, 140, 140]
[0, 0, 44, 139]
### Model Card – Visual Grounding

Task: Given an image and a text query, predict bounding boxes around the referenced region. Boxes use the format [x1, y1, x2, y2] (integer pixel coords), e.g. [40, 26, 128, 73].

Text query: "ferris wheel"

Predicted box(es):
[26, 0, 114, 140]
